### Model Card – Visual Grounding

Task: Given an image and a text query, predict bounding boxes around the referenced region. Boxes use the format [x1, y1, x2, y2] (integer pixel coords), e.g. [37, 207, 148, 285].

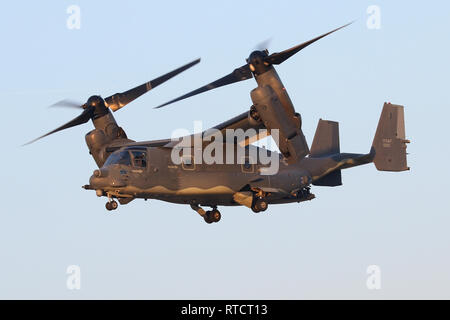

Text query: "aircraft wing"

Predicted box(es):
[163, 110, 267, 148]
[105, 138, 172, 152]
[109, 109, 267, 151]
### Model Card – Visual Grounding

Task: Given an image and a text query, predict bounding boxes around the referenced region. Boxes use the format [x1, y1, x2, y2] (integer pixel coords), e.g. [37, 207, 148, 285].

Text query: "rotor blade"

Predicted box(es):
[48, 99, 84, 109]
[155, 64, 253, 109]
[23, 107, 93, 145]
[265, 21, 354, 65]
[105, 58, 200, 112]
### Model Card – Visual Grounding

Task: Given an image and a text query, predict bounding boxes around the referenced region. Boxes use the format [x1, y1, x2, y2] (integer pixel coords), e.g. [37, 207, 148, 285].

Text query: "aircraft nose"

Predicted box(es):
[89, 169, 126, 190]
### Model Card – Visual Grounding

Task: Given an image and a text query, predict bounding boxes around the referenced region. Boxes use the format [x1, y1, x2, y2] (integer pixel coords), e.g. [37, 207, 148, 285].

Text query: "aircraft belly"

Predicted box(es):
[146, 165, 263, 205]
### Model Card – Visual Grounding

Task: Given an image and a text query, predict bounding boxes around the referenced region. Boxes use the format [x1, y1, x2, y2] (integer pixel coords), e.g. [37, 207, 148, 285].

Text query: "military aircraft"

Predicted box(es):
[26, 23, 409, 224]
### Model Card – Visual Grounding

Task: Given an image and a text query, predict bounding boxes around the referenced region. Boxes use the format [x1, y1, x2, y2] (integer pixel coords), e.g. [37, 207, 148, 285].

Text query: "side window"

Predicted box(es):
[118, 151, 131, 166]
[182, 155, 195, 171]
[131, 150, 147, 168]
[241, 156, 254, 173]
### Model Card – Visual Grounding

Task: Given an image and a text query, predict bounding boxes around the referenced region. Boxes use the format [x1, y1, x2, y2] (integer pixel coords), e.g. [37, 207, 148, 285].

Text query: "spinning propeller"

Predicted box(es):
[25, 59, 200, 145]
[155, 22, 352, 109]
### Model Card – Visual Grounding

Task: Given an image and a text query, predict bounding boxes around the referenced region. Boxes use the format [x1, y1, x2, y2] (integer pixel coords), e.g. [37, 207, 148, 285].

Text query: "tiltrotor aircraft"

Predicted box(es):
[27, 23, 410, 224]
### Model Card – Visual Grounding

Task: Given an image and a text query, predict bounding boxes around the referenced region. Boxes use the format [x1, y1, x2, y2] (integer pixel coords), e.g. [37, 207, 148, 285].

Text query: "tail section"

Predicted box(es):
[306, 103, 409, 188]
[372, 103, 410, 171]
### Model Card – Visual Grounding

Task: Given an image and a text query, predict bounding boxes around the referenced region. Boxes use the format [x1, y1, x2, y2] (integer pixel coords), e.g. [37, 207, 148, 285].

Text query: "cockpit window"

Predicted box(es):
[104, 151, 132, 167]
[131, 150, 147, 168]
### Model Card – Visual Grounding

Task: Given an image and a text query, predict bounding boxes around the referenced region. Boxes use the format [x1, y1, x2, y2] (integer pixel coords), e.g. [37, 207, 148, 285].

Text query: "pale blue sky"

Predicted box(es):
[0, 0, 449, 299]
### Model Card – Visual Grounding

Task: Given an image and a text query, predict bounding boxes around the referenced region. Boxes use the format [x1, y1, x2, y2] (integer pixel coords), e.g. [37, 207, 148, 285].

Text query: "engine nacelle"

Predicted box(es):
[85, 110, 132, 167]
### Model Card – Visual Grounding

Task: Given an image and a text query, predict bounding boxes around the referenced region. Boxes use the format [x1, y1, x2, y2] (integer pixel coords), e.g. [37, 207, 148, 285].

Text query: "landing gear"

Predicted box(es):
[294, 186, 315, 202]
[191, 204, 221, 224]
[105, 200, 118, 211]
[204, 209, 221, 224]
[251, 197, 268, 213]
[250, 189, 269, 213]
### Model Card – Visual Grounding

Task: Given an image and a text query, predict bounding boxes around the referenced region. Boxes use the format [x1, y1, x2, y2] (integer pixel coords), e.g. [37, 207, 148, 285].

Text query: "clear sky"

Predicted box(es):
[0, 0, 449, 299]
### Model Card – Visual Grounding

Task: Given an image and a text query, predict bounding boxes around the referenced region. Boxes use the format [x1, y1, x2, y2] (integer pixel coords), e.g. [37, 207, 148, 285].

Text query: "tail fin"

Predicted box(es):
[372, 103, 410, 171]
[310, 119, 340, 157]
[310, 119, 342, 186]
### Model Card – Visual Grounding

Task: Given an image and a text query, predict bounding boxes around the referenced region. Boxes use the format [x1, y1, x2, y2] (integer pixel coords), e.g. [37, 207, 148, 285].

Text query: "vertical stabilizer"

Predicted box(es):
[372, 103, 410, 171]
[310, 119, 340, 157]
[310, 119, 342, 186]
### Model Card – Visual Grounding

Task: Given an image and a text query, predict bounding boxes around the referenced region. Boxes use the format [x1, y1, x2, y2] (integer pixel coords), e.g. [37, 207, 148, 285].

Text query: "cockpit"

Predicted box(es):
[103, 147, 147, 168]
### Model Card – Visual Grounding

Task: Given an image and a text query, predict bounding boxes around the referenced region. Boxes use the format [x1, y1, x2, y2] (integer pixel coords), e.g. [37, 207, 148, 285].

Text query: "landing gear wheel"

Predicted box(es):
[252, 198, 268, 213]
[210, 209, 221, 222]
[203, 209, 221, 223]
[105, 200, 118, 211]
[203, 211, 214, 224]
